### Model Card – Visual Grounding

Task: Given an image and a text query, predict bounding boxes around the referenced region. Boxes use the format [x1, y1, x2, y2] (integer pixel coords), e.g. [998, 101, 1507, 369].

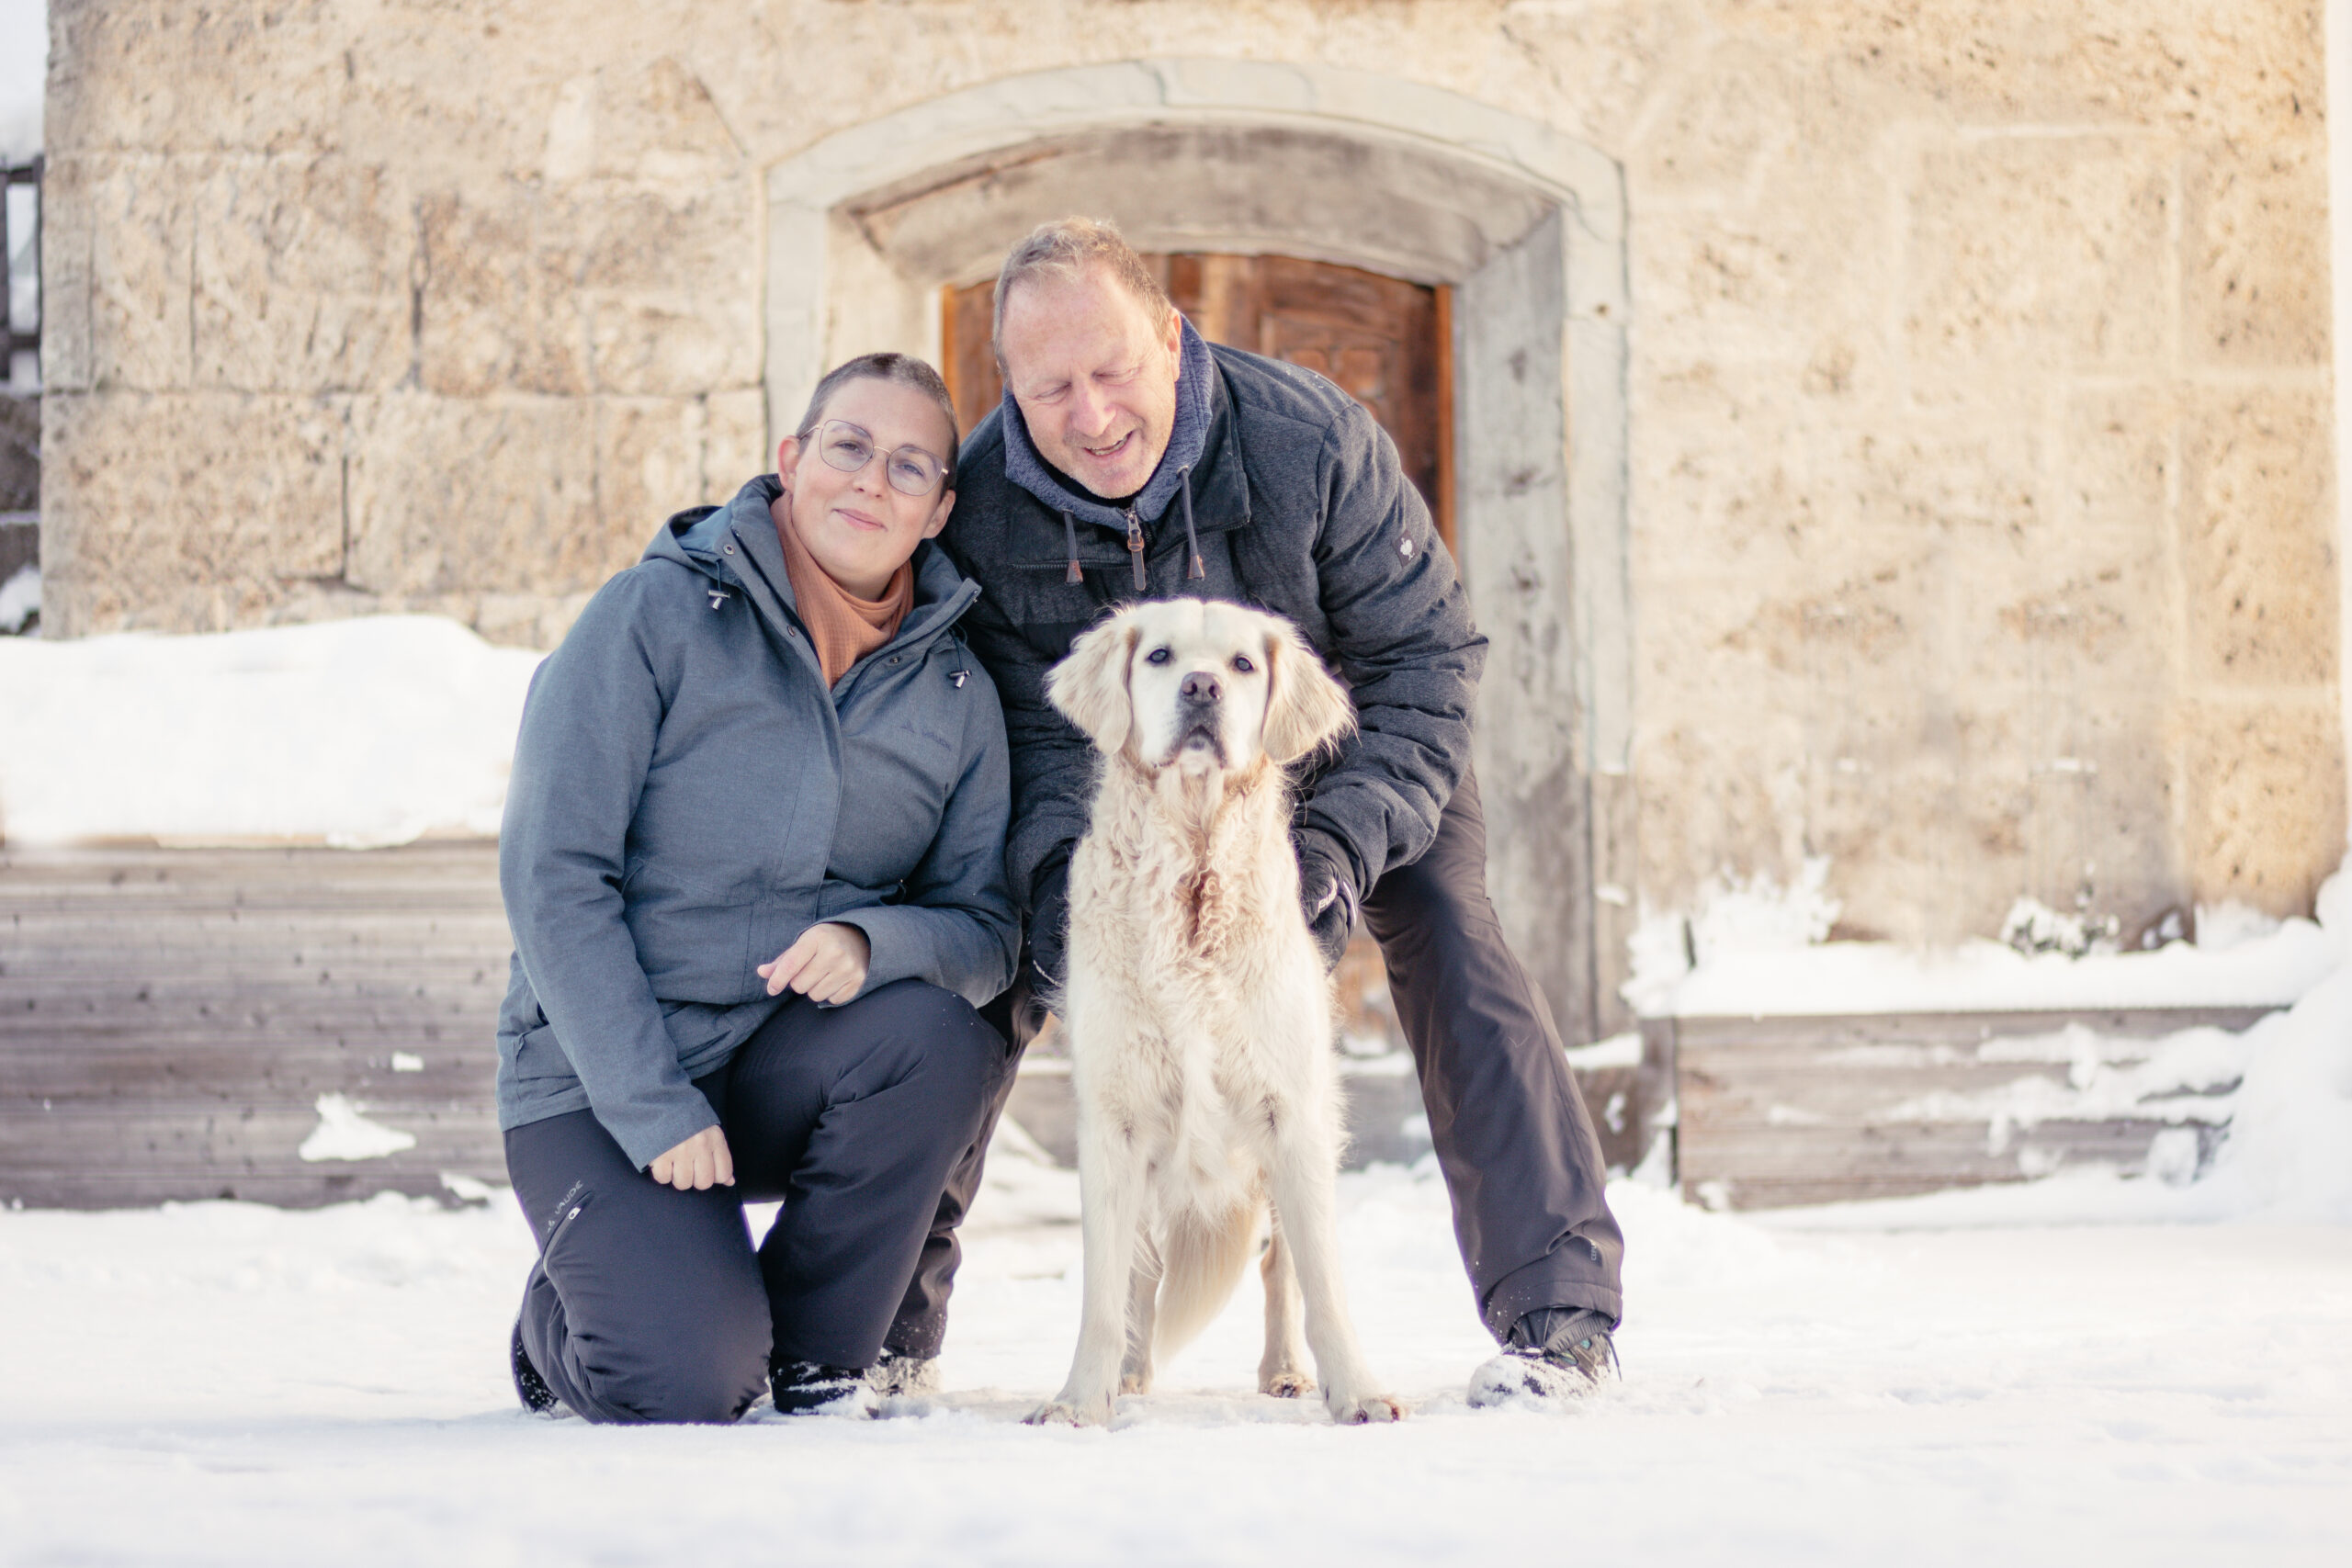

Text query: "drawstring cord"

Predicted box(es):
[1179, 466, 1204, 581]
[1064, 479, 1205, 588]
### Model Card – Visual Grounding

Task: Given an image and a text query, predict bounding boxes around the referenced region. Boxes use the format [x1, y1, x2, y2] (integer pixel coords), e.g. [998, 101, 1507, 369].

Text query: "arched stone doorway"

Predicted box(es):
[762, 61, 1632, 1043]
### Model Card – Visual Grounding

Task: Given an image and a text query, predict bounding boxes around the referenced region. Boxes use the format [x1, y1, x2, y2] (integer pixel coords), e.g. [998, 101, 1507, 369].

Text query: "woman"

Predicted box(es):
[494, 353, 1017, 1424]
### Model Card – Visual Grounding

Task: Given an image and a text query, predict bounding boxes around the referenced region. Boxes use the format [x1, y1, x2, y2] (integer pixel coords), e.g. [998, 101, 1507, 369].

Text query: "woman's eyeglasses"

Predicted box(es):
[809, 420, 949, 497]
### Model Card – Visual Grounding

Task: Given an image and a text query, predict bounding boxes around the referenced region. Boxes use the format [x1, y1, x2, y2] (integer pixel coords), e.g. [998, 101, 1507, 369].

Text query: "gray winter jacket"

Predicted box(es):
[939, 331, 1487, 917]
[495, 476, 1019, 1169]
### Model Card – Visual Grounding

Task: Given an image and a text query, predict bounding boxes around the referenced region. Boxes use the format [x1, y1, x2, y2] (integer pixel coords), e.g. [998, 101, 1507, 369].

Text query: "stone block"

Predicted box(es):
[193, 157, 413, 392]
[2181, 698, 2347, 915]
[415, 190, 591, 399]
[1763, 0, 2324, 147]
[2178, 386, 2338, 687]
[39, 390, 345, 636]
[62, 154, 197, 392]
[2184, 142, 2331, 368]
[418, 179, 758, 399]
[1487, 0, 1682, 151]
[344, 392, 616, 599]
[1905, 134, 2171, 376]
[543, 57, 746, 183]
[47, 0, 346, 157]
[1627, 40, 1798, 199]
[2064, 384, 2177, 542]
[1636, 200, 1890, 382]
[704, 387, 770, 491]
[595, 396, 706, 546]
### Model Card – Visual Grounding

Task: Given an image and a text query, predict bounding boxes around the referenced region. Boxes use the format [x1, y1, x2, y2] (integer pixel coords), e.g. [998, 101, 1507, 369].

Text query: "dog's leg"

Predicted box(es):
[1263, 1131, 1405, 1425]
[1028, 1120, 1148, 1427]
[1257, 1218, 1313, 1398]
[1121, 1245, 1161, 1395]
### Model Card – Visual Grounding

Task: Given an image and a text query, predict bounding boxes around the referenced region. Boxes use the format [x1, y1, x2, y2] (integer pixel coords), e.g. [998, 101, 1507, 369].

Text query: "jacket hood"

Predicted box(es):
[648, 476, 978, 642]
[1001, 317, 1218, 533]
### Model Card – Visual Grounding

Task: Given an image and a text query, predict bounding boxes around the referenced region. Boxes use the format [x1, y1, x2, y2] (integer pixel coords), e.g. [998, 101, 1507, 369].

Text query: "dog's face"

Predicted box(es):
[1046, 599, 1353, 774]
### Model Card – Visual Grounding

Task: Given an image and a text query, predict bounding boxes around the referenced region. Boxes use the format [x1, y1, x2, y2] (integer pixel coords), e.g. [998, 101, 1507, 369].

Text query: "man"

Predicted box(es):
[894, 217, 1622, 1403]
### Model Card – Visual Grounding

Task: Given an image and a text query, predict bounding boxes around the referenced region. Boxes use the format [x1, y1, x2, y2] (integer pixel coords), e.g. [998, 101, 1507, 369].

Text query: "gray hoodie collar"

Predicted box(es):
[653, 477, 978, 652]
[1001, 317, 1216, 534]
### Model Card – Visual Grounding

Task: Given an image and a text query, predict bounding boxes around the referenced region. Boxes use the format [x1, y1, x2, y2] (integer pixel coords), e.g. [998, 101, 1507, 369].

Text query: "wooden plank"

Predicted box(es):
[1, 845, 513, 1207]
[1668, 1008, 2275, 1043]
[1670, 1007, 2270, 1209]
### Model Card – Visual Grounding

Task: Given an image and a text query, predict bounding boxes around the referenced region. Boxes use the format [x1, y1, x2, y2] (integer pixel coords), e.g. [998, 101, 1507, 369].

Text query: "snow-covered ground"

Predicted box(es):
[3, 1143, 2347, 1566]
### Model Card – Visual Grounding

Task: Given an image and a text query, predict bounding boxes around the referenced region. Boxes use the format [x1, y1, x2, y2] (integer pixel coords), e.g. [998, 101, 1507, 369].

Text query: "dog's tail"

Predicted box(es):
[1151, 1201, 1261, 1360]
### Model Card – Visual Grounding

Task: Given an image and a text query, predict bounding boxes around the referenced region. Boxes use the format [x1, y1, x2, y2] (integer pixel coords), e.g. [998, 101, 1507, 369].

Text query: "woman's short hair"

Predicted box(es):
[991, 217, 1174, 364]
[794, 353, 961, 487]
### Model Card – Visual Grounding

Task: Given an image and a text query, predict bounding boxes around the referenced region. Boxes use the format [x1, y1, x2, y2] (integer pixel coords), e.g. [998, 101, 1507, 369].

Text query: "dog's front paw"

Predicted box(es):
[1260, 1371, 1314, 1399]
[1024, 1394, 1112, 1427]
[1328, 1392, 1407, 1425]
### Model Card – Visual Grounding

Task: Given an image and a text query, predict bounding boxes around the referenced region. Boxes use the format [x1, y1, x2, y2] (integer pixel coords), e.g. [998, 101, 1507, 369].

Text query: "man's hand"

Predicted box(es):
[649, 1125, 734, 1191]
[759, 922, 871, 1005]
[1026, 860, 1073, 1000]
[1295, 829, 1359, 972]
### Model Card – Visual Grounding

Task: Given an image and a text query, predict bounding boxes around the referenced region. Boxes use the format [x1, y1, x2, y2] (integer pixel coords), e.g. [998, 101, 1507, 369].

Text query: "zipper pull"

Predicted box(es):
[1125, 510, 1147, 592]
[707, 588, 730, 611]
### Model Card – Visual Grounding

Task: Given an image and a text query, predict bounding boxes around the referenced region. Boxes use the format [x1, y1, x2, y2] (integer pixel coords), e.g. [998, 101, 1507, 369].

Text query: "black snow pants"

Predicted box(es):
[504, 978, 1009, 1424]
[888, 764, 1624, 1356]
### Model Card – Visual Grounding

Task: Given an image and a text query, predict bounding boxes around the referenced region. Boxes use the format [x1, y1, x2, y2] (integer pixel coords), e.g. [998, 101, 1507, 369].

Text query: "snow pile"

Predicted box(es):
[296, 1093, 421, 1163]
[0, 615, 543, 847]
[0, 560, 34, 633]
[2196, 867, 2352, 1223]
[1625, 860, 2345, 1017]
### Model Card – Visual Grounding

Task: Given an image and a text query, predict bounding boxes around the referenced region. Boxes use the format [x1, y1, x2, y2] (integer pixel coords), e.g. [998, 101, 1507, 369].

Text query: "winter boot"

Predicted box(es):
[1466, 1307, 1619, 1407]
[510, 1315, 563, 1416]
[866, 1348, 941, 1397]
[771, 1359, 874, 1416]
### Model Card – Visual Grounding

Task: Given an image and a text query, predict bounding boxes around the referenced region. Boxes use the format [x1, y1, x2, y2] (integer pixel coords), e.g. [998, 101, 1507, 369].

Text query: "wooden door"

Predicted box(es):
[942, 254, 1453, 549]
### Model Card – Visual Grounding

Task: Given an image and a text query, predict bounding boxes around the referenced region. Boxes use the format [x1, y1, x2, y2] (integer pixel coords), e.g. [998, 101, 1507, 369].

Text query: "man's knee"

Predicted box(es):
[1368, 854, 1500, 959]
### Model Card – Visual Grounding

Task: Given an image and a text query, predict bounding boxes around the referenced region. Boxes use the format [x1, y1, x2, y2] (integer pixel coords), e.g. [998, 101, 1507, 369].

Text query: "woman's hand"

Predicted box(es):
[650, 1125, 734, 1190]
[759, 922, 872, 1005]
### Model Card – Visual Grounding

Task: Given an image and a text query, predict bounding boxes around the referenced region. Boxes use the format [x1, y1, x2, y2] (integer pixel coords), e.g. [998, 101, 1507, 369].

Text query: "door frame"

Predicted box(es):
[761, 60, 1633, 1042]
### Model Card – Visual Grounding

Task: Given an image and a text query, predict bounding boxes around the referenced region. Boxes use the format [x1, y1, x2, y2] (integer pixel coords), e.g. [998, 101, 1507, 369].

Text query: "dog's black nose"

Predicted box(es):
[1180, 671, 1222, 705]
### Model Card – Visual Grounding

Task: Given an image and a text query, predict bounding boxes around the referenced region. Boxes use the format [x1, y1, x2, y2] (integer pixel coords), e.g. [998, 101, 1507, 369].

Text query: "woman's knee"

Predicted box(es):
[859, 980, 1006, 1098]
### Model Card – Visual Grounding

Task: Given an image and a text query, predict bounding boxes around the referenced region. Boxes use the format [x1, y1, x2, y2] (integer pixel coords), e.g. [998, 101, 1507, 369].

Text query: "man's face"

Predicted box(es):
[996, 265, 1184, 502]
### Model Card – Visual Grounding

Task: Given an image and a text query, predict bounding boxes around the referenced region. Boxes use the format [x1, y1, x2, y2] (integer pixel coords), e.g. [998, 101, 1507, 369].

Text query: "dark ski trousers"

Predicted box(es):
[888, 764, 1624, 1356]
[504, 978, 1008, 1424]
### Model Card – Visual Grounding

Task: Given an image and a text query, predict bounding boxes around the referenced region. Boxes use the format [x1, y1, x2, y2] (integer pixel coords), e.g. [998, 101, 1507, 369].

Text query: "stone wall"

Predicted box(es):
[36, 1, 2346, 959]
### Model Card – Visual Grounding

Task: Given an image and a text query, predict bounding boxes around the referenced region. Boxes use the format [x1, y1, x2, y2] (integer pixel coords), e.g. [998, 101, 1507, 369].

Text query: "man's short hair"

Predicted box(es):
[794, 352, 960, 487]
[991, 217, 1175, 365]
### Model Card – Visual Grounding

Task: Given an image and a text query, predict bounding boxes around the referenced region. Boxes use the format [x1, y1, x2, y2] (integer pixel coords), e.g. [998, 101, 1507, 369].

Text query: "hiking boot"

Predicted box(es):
[865, 1348, 941, 1398]
[510, 1316, 563, 1416]
[1465, 1308, 1619, 1407]
[770, 1359, 874, 1416]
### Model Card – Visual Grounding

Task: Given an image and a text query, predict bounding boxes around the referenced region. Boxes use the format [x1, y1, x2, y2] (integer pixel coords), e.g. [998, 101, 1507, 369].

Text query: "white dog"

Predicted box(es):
[1027, 598, 1405, 1427]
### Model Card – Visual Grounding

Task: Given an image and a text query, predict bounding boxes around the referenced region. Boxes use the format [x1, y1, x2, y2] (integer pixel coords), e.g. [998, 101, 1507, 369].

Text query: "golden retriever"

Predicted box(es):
[1026, 598, 1405, 1427]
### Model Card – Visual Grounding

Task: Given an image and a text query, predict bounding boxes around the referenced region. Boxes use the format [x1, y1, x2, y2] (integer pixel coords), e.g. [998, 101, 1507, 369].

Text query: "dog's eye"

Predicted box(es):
[1231, 655, 1255, 673]
[1145, 647, 1172, 665]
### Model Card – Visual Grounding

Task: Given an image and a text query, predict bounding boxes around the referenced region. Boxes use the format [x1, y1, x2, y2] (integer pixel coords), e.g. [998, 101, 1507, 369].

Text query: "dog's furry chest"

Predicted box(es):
[1064, 773, 1334, 1218]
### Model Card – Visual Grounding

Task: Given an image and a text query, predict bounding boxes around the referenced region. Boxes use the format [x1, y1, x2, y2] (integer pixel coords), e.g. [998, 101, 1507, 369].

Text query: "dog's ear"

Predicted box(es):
[1046, 614, 1138, 754]
[1260, 619, 1355, 764]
